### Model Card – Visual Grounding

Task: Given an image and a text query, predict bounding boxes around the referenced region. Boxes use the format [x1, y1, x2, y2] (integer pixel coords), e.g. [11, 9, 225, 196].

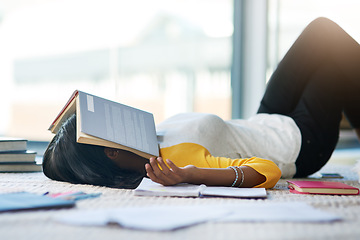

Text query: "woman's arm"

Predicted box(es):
[145, 157, 266, 188]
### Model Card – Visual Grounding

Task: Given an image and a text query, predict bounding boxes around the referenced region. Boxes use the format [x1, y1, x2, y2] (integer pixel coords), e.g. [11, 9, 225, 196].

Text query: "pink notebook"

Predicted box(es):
[287, 180, 359, 195]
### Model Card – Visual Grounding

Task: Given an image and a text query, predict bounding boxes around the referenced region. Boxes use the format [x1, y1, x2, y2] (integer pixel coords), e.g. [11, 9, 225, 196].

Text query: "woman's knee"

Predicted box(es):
[305, 17, 344, 38]
[307, 17, 337, 30]
[309, 17, 333, 26]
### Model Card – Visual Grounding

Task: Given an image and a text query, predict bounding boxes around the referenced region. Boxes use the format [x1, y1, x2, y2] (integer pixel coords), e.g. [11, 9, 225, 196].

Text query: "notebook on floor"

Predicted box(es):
[0, 192, 75, 212]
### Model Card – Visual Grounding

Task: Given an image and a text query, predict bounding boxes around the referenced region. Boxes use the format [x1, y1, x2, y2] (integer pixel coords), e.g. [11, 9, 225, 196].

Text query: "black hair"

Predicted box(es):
[42, 114, 144, 189]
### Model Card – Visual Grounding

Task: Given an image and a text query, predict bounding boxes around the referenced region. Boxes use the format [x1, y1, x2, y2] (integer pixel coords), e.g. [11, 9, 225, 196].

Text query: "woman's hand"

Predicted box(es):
[145, 157, 268, 187]
[145, 157, 197, 186]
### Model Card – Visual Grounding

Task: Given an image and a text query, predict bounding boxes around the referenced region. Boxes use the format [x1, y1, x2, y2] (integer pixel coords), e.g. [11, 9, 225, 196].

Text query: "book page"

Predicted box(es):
[134, 178, 267, 198]
[78, 91, 159, 157]
[134, 178, 201, 197]
[201, 186, 267, 198]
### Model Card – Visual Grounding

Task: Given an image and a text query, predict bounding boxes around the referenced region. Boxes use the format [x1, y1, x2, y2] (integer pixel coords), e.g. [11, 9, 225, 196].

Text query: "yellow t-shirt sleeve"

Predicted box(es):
[226, 157, 281, 189]
[160, 143, 282, 189]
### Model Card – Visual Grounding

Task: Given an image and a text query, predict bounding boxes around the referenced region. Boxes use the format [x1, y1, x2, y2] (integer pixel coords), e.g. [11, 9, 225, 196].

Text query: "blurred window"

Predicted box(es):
[2, 0, 359, 142]
[0, 0, 233, 141]
[267, 0, 360, 79]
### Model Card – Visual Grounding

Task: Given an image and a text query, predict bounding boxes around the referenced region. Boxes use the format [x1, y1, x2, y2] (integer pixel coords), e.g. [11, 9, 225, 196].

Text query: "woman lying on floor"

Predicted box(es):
[43, 17, 360, 189]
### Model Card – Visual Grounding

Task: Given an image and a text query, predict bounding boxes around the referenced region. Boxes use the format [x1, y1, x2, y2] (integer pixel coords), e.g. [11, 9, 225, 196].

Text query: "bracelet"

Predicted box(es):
[228, 166, 238, 187]
[236, 167, 245, 187]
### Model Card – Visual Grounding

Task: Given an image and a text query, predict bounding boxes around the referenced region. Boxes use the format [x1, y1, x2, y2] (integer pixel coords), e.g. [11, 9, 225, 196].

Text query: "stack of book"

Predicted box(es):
[0, 137, 41, 172]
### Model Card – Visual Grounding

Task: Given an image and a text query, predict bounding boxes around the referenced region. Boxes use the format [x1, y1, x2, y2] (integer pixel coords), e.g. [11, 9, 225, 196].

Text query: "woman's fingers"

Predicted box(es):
[145, 163, 162, 182]
[149, 157, 171, 177]
[157, 157, 173, 176]
[147, 157, 167, 182]
[165, 159, 181, 173]
[145, 157, 182, 185]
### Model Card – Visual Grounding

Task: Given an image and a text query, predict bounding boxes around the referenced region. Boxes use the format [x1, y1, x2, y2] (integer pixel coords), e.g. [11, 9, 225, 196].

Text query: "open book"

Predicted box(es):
[134, 178, 267, 198]
[49, 90, 159, 159]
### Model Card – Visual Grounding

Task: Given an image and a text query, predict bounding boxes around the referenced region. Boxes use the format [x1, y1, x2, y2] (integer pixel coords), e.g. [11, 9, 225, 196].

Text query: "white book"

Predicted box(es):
[0, 150, 37, 163]
[134, 178, 267, 198]
[0, 137, 27, 152]
[0, 162, 42, 172]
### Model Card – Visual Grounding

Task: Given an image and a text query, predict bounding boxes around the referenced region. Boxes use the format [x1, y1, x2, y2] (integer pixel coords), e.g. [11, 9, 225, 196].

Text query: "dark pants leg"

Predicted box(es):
[257, 17, 360, 177]
[289, 61, 345, 177]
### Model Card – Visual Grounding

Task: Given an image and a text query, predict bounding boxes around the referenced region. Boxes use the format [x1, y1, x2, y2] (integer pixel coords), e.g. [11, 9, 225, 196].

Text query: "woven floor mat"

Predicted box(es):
[1, 163, 360, 240]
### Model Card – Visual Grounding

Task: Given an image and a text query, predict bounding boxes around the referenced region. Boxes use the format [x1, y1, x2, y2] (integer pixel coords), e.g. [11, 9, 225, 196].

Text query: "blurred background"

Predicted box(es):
[0, 0, 359, 159]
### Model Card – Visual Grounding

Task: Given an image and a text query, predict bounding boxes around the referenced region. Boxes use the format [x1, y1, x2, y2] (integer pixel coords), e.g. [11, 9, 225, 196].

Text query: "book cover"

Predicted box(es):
[0, 150, 37, 163]
[0, 137, 27, 152]
[49, 90, 159, 159]
[287, 180, 359, 195]
[48, 90, 78, 134]
[0, 162, 42, 172]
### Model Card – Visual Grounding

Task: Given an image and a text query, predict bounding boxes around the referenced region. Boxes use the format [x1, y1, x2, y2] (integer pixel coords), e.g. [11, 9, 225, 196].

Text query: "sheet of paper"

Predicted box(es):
[217, 202, 340, 222]
[110, 206, 229, 230]
[54, 202, 341, 231]
[55, 205, 230, 231]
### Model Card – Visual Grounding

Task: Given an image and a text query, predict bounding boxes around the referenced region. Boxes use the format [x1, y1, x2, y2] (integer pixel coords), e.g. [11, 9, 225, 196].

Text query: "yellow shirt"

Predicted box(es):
[157, 113, 300, 179]
[160, 142, 281, 189]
